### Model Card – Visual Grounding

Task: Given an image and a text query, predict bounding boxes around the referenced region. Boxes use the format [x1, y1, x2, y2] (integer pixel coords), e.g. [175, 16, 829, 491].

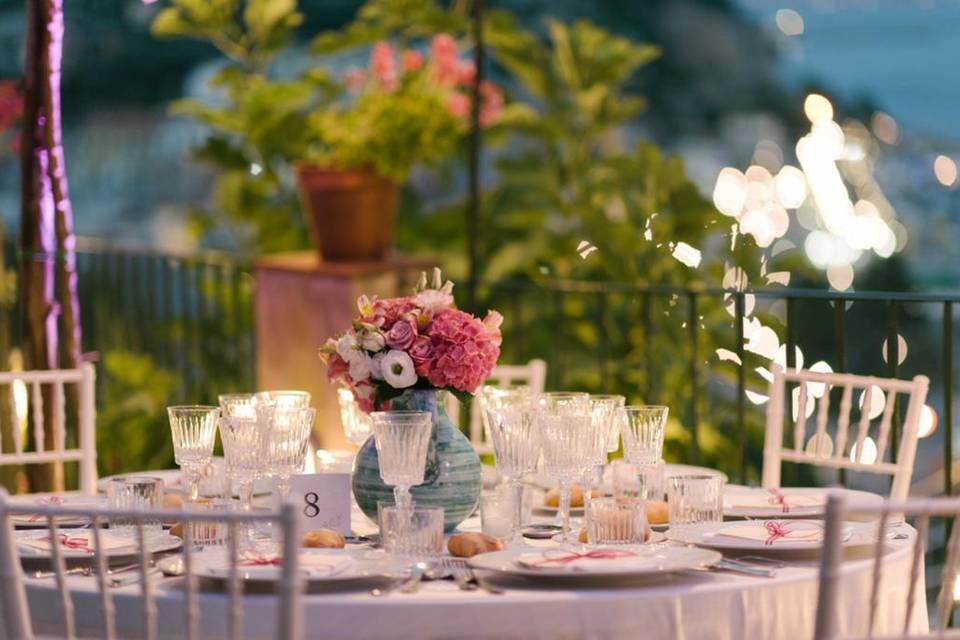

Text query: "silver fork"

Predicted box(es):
[441, 558, 503, 594]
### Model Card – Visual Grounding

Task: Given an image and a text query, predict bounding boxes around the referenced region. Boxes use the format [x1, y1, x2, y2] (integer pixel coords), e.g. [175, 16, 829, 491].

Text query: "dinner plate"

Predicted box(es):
[9, 495, 104, 528]
[16, 529, 183, 560]
[468, 543, 721, 579]
[533, 504, 585, 516]
[156, 548, 403, 583]
[665, 519, 873, 552]
[723, 487, 883, 520]
[533, 463, 729, 494]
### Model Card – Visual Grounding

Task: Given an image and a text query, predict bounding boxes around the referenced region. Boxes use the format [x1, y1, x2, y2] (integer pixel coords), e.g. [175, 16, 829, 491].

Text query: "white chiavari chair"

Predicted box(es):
[445, 359, 547, 455]
[0, 489, 302, 640]
[0, 364, 97, 494]
[763, 365, 929, 501]
[815, 493, 960, 639]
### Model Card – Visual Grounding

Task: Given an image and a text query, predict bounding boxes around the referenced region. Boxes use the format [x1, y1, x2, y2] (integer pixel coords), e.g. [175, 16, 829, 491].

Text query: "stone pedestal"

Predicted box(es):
[254, 252, 436, 449]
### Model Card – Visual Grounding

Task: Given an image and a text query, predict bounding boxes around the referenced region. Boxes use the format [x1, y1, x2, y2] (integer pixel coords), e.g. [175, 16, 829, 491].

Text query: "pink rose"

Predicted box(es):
[401, 49, 423, 73]
[409, 336, 435, 377]
[385, 320, 417, 350]
[369, 42, 397, 90]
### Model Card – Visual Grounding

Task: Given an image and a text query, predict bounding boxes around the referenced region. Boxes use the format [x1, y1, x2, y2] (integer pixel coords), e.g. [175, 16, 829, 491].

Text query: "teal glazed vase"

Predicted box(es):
[352, 389, 481, 532]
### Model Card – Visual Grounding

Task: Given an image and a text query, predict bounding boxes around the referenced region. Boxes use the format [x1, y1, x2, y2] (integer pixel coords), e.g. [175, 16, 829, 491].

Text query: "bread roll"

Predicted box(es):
[447, 532, 505, 557]
[302, 529, 346, 549]
[543, 485, 600, 508]
[646, 499, 669, 525]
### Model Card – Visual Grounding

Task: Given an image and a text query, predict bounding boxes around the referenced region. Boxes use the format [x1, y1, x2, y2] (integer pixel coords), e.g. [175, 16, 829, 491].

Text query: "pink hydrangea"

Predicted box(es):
[424, 308, 500, 393]
[369, 42, 398, 90]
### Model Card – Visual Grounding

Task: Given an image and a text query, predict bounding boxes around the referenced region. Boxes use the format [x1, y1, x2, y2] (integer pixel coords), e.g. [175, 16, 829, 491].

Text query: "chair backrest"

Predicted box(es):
[446, 359, 547, 455]
[0, 489, 302, 640]
[0, 364, 97, 494]
[762, 365, 929, 501]
[815, 493, 960, 639]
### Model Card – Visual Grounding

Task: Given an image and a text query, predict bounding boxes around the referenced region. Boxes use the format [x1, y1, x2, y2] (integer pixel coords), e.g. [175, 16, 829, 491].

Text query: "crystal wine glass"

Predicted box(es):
[536, 393, 593, 543]
[261, 406, 316, 509]
[586, 394, 626, 495]
[618, 405, 669, 498]
[485, 391, 540, 544]
[256, 390, 311, 409]
[337, 387, 373, 447]
[219, 410, 271, 512]
[370, 411, 433, 512]
[167, 405, 220, 502]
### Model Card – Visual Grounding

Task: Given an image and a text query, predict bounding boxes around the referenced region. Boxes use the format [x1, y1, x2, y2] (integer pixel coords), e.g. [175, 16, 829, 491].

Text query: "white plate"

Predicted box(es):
[16, 530, 183, 560]
[97, 461, 273, 497]
[723, 487, 883, 519]
[157, 548, 403, 583]
[468, 543, 721, 579]
[533, 505, 585, 516]
[9, 495, 104, 528]
[533, 463, 728, 493]
[666, 519, 872, 552]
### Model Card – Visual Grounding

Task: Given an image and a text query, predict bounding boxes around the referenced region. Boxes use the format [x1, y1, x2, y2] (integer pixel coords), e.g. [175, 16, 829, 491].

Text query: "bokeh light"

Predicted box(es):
[881, 334, 908, 366]
[871, 112, 900, 145]
[803, 94, 834, 124]
[934, 155, 958, 188]
[775, 8, 804, 36]
[918, 404, 938, 439]
[849, 436, 878, 465]
[857, 385, 886, 421]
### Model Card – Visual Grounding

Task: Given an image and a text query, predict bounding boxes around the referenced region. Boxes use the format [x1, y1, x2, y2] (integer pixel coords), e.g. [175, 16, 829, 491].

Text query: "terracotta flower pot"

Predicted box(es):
[294, 165, 399, 262]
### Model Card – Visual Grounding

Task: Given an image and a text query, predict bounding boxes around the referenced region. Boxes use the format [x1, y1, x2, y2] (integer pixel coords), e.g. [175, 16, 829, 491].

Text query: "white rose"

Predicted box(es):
[336, 333, 359, 362]
[381, 350, 418, 389]
[349, 353, 372, 381]
[360, 330, 386, 352]
[369, 352, 386, 380]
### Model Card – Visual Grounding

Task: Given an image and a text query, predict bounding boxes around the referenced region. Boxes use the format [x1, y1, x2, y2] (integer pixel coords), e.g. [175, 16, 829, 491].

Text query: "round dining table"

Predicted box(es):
[20, 503, 928, 640]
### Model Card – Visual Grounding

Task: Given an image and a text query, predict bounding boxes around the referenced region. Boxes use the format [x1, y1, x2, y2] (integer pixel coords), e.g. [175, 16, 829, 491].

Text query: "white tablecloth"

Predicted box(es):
[20, 513, 928, 640]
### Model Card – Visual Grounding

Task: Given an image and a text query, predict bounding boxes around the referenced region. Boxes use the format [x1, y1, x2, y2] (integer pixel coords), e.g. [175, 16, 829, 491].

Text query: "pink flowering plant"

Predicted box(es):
[306, 34, 502, 182]
[320, 269, 503, 411]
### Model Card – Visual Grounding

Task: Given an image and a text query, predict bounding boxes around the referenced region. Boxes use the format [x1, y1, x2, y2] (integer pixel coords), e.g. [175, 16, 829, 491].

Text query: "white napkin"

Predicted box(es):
[724, 490, 825, 511]
[18, 531, 132, 554]
[516, 548, 648, 572]
[715, 521, 823, 544]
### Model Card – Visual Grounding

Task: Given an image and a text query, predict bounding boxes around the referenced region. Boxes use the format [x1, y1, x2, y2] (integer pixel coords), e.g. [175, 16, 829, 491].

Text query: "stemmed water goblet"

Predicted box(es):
[256, 390, 311, 409]
[337, 387, 373, 447]
[167, 405, 220, 502]
[261, 405, 316, 510]
[218, 404, 273, 513]
[618, 405, 669, 498]
[485, 388, 540, 544]
[586, 394, 626, 496]
[370, 411, 433, 512]
[536, 392, 593, 543]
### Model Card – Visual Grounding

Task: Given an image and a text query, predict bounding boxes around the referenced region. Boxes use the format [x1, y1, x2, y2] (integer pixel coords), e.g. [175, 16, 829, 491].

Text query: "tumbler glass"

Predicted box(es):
[667, 474, 725, 533]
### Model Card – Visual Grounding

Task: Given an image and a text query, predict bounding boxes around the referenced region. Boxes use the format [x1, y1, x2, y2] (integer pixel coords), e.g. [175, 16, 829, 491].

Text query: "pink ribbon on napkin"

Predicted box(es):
[767, 489, 790, 514]
[238, 552, 282, 566]
[41, 533, 94, 554]
[528, 548, 639, 567]
[29, 496, 64, 522]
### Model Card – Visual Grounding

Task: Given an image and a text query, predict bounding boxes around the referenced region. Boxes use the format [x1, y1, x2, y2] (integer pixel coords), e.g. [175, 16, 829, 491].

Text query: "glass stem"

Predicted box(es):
[185, 465, 201, 502]
[238, 479, 254, 512]
[394, 486, 411, 511]
[558, 480, 572, 543]
[276, 474, 291, 506]
[510, 477, 525, 545]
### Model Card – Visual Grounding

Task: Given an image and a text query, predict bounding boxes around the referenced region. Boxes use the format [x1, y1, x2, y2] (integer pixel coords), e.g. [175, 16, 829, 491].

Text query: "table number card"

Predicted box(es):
[288, 473, 352, 535]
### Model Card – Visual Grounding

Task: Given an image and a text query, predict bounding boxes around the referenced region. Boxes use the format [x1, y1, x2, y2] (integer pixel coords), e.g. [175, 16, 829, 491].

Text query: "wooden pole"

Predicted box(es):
[19, 0, 80, 491]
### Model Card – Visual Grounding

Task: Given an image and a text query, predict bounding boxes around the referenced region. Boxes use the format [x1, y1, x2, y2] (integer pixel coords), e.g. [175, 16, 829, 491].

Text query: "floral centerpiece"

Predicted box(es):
[320, 269, 501, 531]
[320, 268, 503, 409]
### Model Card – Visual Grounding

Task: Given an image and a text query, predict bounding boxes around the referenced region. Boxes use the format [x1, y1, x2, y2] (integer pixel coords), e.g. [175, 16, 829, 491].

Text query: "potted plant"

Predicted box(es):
[150, 0, 502, 260]
[296, 35, 502, 261]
